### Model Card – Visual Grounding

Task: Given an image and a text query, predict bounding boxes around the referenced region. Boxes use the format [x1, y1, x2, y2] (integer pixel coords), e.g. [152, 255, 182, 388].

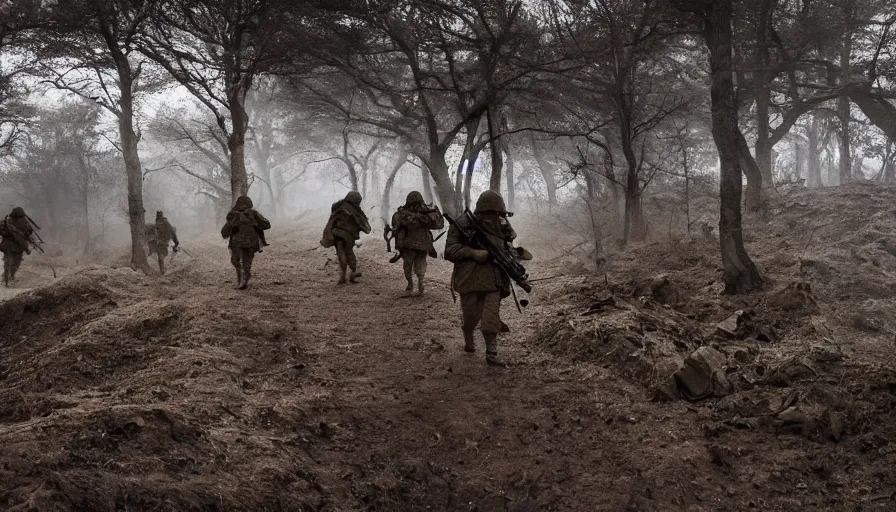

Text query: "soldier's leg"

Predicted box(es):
[414, 251, 427, 294]
[240, 249, 255, 290]
[335, 241, 348, 284]
[401, 252, 414, 291]
[480, 292, 507, 367]
[347, 243, 361, 282]
[460, 292, 485, 352]
[2, 252, 9, 287]
[230, 249, 243, 288]
[157, 251, 166, 276]
[8, 252, 23, 281]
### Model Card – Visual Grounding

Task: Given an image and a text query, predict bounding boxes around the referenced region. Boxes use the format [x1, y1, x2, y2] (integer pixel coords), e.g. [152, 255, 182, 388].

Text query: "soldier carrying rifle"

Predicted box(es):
[444, 191, 533, 367]
[388, 191, 444, 295]
[0, 207, 42, 287]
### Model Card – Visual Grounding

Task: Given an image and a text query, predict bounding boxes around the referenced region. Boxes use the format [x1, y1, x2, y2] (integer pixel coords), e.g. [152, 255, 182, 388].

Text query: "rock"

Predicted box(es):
[777, 406, 808, 425]
[827, 410, 844, 441]
[768, 281, 819, 313]
[716, 310, 749, 338]
[809, 316, 833, 339]
[753, 324, 777, 343]
[674, 346, 732, 401]
[644, 274, 679, 306]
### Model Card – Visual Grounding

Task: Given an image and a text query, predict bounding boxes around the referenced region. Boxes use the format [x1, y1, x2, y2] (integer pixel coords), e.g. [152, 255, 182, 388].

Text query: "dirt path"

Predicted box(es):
[119, 233, 736, 511]
[1, 228, 865, 511]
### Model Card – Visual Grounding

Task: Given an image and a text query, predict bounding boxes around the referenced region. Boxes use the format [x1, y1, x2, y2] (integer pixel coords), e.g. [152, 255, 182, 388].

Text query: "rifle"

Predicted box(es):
[25, 215, 45, 245]
[383, 222, 394, 252]
[443, 210, 532, 294]
[2, 216, 43, 254]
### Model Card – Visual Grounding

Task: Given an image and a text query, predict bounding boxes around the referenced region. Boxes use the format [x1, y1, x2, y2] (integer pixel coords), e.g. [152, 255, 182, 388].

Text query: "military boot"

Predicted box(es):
[349, 266, 362, 283]
[417, 278, 424, 296]
[484, 334, 508, 367]
[233, 268, 242, 289]
[338, 265, 348, 284]
[463, 331, 476, 353]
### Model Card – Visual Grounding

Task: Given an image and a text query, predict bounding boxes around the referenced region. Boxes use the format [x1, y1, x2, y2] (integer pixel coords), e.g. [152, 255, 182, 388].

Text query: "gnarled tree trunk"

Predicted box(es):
[703, 0, 762, 294]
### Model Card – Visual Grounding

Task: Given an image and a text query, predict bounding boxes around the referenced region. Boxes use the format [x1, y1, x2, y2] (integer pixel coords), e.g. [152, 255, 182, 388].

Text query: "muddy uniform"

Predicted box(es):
[391, 191, 444, 294]
[221, 196, 271, 290]
[322, 191, 371, 284]
[146, 211, 179, 276]
[0, 207, 33, 287]
[445, 191, 525, 367]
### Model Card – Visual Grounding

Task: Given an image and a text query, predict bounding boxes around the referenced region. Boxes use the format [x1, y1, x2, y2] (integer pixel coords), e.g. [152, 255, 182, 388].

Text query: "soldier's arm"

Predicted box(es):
[444, 223, 475, 263]
[391, 210, 404, 228]
[253, 211, 271, 230]
[170, 224, 180, 246]
[425, 208, 445, 230]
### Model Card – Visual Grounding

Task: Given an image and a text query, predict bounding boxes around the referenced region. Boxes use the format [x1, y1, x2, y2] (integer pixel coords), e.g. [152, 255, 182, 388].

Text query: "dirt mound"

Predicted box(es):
[522, 184, 896, 509]
[0, 262, 324, 511]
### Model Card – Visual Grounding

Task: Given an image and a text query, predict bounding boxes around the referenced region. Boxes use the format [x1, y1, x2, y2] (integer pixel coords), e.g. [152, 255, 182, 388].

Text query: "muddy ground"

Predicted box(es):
[2, 184, 896, 511]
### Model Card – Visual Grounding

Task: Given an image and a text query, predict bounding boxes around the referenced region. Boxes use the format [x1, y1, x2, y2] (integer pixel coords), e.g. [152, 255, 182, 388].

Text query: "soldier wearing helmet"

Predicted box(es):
[221, 195, 271, 290]
[390, 191, 444, 295]
[321, 190, 372, 284]
[0, 207, 35, 287]
[145, 210, 180, 276]
[444, 190, 531, 367]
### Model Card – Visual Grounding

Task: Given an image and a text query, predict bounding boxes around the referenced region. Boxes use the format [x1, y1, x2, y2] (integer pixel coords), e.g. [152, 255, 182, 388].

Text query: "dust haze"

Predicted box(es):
[2, 1, 896, 511]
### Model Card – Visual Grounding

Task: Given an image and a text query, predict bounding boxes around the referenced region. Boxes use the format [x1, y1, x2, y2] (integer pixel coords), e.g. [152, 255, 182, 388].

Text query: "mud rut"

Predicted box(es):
[124, 233, 737, 511]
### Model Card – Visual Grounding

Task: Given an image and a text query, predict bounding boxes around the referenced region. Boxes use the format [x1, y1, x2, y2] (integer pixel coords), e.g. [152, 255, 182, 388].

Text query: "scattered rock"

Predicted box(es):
[777, 406, 808, 425]
[827, 410, 845, 441]
[635, 274, 679, 306]
[582, 296, 616, 316]
[674, 346, 732, 401]
[768, 281, 819, 314]
[717, 310, 750, 338]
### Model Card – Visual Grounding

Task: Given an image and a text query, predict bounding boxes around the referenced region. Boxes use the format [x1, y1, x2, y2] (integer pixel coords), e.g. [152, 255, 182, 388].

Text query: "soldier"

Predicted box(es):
[391, 191, 444, 295]
[444, 191, 531, 367]
[221, 195, 271, 290]
[146, 211, 179, 276]
[0, 207, 34, 287]
[321, 191, 371, 284]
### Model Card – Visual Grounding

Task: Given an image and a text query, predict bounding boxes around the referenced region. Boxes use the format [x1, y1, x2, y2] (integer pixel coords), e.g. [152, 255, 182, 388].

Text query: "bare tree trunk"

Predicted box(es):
[807, 117, 822, 187]
[505, 149, 515, 212]
[737, 131, 764, 211]
[381, 147, 409, 221]
[752, 0, 775, 188]
[850, 88, 896, 140]
[421, 165, 434, 204]
[703, 0, 762, 294]
[486, 105, 503, 193]
[228, 95, 250, 204]
[456, 117, 481, 200]
[101, 20, 150, 273]
[426, 148, 457, 215]
[794, 137, 804, 181]
[531, 138, 557, 209]
[838, 27, 853, 185]
[463, 144, 484, 211]
[621, 148, 646, 245]
[885, 139, 895, 184]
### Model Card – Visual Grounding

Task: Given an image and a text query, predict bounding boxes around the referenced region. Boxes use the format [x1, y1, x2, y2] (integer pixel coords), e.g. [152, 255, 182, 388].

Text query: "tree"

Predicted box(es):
[678, 0, 763, 293]
[138, 0, 298, 204]
[38, 0, 161, 273]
